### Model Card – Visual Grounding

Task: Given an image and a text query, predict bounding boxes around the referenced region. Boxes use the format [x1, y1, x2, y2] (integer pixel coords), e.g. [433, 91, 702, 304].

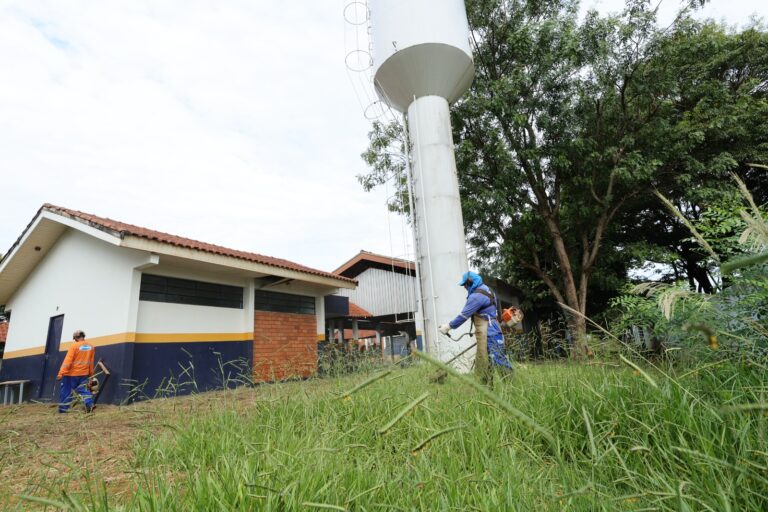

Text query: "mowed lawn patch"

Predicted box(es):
[1, 360, 766, 510]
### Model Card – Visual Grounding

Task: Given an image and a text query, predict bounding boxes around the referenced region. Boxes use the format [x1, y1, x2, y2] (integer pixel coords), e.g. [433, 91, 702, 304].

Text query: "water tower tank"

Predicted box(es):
[370, 0, 475, 112]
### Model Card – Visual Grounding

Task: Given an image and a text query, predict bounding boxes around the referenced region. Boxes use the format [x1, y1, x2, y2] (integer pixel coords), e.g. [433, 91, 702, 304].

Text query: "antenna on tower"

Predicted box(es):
[343, 0, 399, 123]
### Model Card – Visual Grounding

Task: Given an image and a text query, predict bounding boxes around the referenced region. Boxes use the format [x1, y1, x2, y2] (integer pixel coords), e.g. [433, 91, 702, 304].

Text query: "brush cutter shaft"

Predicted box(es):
[445, 342, 477, 364]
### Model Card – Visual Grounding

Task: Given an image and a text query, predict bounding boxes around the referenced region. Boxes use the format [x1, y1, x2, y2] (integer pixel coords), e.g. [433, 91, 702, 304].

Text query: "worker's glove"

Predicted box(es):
[438, 324, 451, 335]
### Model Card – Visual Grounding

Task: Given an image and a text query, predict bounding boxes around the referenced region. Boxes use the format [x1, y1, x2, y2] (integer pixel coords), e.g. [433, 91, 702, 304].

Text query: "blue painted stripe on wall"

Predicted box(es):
[0, 354, 46, 401]
[130, 341, 253, 402]
[0, 340, 253, 404]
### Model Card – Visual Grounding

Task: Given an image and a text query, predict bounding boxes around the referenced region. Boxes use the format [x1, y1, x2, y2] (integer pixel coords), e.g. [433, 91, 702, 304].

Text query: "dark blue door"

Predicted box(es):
[39, 315, 64, 399]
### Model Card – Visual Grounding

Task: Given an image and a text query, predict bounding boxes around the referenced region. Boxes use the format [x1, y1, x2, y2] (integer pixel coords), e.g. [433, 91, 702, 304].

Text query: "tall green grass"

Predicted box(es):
[14, 359, 766, 511]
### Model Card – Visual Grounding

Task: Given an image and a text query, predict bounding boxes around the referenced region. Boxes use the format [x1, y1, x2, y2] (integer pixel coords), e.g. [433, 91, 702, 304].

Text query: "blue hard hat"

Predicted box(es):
[459, 271, 481, 286]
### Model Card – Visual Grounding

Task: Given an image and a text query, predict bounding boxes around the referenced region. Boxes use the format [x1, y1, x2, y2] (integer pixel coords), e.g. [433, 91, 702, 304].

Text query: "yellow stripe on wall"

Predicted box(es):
[4, 332, 136, 358]
[2, 346, 46, 359]
[2, 331, 253, 359]
[317, 334, 325, 341]
[134, 332, 253, 343]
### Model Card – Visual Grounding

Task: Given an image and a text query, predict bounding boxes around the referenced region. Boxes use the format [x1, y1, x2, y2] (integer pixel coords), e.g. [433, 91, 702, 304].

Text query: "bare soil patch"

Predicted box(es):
[0, 379, 338, 508]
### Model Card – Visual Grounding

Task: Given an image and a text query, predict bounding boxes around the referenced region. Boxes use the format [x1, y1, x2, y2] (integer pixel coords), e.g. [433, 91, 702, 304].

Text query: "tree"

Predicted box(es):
[617, 19, 768, 290]
[359, 0, 768, 355]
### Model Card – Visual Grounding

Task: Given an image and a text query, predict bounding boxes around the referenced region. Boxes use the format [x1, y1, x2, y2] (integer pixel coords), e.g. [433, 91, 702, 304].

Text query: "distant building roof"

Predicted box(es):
[348, 302, 373, 318]
[334, 250, 415, 278]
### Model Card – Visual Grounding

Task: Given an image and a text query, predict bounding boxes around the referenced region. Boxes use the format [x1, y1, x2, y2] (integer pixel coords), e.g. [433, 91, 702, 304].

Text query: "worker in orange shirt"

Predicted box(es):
[56, 329, 95, 413]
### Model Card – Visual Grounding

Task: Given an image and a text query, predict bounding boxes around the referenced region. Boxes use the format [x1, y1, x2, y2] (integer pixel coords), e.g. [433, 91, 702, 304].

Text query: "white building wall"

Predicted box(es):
[136, 266, 253, 335]
[136, 301, 250, 334]
[4, 229, 147, 352]
[336, 268, 417, 317]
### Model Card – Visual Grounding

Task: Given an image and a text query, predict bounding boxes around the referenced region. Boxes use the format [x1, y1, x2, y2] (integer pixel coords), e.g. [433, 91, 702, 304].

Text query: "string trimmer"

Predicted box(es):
[429, 325, 475, 384]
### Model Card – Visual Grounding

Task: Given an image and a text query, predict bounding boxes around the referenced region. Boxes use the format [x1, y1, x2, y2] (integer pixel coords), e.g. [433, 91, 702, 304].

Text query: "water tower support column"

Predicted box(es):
[408, 95, 474, 367]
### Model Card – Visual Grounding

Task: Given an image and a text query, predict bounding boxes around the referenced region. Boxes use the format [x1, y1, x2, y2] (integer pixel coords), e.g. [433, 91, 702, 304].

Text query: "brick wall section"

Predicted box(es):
[253, 311, 317, 382]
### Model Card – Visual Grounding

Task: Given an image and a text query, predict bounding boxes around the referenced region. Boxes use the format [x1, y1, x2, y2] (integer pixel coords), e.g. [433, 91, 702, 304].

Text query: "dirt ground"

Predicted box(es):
[0, 398, 170, 507]
[0, 389, 252, 507]
[0, 380, 331, 508]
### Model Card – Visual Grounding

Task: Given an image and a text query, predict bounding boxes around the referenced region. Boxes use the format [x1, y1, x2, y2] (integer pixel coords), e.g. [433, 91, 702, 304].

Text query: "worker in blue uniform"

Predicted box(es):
[439, 271, 511, 385]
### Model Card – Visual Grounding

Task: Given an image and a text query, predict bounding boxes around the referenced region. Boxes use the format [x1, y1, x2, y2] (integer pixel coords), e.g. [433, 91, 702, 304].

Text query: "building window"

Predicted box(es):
[254, 290, 315, 315]
[140, 274, 244, 309]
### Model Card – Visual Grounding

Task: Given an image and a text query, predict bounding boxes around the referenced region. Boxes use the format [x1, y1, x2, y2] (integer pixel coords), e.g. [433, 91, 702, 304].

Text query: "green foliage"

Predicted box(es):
[619, 19, 768, 290]
[609, 292, 673, 344]
[610, 282, 717, 351]
[358, 120, 409, 214]
[611, 176, 768, 357]
[696, 188, 749, 260]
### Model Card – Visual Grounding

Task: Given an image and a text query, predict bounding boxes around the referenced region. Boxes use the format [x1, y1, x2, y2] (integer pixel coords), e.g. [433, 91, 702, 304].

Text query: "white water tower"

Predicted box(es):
[369, 0, 476, 367]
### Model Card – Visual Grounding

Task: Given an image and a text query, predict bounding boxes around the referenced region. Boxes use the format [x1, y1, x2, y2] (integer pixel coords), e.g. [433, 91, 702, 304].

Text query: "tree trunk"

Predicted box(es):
[568, 315, 590, 357]
[543, 214, 591, 358]
[679, 244, 714, 293]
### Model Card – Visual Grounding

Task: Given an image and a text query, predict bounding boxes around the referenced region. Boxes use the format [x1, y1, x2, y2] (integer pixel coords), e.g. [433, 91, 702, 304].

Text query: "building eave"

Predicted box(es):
[0, 210, 123, 304]
[120, 236, 356, 290]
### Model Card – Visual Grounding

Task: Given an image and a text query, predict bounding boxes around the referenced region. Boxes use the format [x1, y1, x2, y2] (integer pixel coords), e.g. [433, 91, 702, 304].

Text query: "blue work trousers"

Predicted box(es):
[59, 376, 94, 413]
[488, 333, 512, 369]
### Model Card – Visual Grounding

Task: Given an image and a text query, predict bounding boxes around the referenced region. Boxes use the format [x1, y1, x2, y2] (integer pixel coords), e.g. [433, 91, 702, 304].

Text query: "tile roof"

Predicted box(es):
[40, 204, 355, 284]
[334, 250, 416, 278]
[348, 301, 373, 318]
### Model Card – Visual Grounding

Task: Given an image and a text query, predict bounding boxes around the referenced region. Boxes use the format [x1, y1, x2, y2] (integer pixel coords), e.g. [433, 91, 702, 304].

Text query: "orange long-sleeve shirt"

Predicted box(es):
[57, 339, 95, 379]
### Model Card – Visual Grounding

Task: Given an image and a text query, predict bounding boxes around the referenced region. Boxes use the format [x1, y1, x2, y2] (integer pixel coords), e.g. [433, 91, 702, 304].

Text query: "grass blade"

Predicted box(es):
[339, 370, 392, 400]
[619, 354, 659, 389]
[302, 502, 348, 511]
[720, 403, 768, 414]
[721, 251, 768, 274]
[582, 406, 597, 460]
[412, 350, 559, 456]
[654, 190, 719, 263]
[18, 495, 69, 509]
[378, 392, 429, 435]
[411, 426, 463, 455]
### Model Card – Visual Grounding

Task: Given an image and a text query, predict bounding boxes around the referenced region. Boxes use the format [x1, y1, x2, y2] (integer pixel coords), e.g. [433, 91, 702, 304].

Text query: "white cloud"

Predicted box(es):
[0, 1, 410, 272]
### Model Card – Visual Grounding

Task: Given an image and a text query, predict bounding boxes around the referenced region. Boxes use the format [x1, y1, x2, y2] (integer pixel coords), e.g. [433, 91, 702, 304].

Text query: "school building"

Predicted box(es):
[0, 204, 355, 403]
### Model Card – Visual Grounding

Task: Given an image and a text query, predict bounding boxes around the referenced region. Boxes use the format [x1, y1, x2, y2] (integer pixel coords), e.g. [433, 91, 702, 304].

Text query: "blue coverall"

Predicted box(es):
[449, 276, 512, 369]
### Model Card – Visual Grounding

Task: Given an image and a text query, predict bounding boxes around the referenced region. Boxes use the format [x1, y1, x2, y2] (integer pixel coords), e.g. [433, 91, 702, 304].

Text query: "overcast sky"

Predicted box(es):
[0, 1, 764, 273]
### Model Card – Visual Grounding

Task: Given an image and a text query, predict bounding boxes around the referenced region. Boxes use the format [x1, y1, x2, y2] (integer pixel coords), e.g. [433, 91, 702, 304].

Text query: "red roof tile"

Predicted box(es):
[348, 301, 373, 318]
[41, 204, 355, 284]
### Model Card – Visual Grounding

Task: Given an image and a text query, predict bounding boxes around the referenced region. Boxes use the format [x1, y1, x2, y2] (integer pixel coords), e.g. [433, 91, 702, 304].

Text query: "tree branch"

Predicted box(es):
[521, 253, 566, 305]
